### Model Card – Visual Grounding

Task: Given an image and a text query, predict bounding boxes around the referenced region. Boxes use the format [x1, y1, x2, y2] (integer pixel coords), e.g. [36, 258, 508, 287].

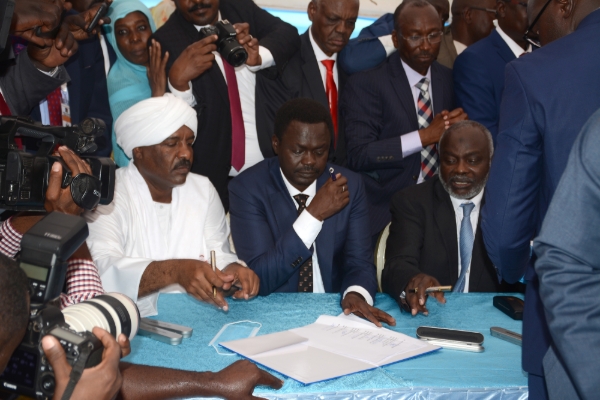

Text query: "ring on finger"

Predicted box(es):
[248, 34, 253, 40]
[342, 185, 346, 192]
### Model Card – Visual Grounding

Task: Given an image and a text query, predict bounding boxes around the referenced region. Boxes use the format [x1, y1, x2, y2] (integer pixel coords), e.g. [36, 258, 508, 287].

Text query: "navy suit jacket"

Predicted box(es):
[342, 52, 454, 236]
[453, 29, 516, 140]
[482, 9, 600, 377]
[229, 157, 377, 298]
[30, 36, 113, 156]
[534, 109, 600, 400]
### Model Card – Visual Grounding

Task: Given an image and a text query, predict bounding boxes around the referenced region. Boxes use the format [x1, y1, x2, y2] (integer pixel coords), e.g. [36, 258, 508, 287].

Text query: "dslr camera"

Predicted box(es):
[199, 19, 248, 67]
[0, 212, 140, 400]
[0, 116, 116, 211]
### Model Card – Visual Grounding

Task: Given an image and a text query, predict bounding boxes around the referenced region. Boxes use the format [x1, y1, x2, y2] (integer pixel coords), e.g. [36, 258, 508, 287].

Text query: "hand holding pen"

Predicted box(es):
[303, 167, 350, 221]
[403, 273, 447, 316]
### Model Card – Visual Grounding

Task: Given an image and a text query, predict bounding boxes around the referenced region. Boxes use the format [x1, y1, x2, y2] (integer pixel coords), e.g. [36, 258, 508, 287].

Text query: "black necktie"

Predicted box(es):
[293, 194, 313, 292]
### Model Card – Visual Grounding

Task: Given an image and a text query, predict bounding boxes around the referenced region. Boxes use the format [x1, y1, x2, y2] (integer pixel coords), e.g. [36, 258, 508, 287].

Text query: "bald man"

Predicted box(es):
[338, 0, 496, 73]
[257, 0, 360, 165]
[84, 94, 259, 317]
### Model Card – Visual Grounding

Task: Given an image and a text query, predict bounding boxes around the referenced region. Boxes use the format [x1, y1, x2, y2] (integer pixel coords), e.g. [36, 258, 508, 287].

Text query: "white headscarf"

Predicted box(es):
[115, 94, 198, 158]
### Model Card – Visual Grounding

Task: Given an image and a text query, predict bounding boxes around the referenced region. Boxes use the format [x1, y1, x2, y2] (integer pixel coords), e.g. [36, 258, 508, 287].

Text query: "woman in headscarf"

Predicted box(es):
[104, 0, 170, 166]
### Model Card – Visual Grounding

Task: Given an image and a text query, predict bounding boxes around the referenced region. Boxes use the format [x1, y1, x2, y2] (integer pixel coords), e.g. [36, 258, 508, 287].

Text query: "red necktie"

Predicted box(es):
[47, 88, 63, 126]
[222, 60, 245, 172]
[321, 60, 338, 147]
[0, 93, 11, 116]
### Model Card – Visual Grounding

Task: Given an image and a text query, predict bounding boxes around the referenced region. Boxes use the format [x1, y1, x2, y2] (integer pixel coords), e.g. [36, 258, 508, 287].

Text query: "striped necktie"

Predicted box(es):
[415, 77, 438, 179]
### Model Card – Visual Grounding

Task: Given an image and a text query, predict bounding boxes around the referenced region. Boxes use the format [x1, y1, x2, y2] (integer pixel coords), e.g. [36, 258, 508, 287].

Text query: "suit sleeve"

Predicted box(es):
[0, 51, 69, 115]
[229, 180, 312, 296]
[382, 191, 425, 302]
[534, 111, 600, 399]
[342, 72, 406, 172]
[339, 175, 377, 298]
[337, 14, 394, 75]
[481, 63, 542, 283]
[244, 0, 299, 75]
[453, 51, 499, 139]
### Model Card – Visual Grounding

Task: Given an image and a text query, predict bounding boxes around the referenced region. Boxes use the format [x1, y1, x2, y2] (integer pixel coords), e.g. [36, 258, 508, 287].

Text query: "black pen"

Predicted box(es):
[329, 167, 337, 181]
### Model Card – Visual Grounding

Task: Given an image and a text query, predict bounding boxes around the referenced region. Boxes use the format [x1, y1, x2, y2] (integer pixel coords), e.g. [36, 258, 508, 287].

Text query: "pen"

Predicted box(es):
[407, 286, 452, 294]
[211, 250, 216, 299]
[329, 167, 337, 181]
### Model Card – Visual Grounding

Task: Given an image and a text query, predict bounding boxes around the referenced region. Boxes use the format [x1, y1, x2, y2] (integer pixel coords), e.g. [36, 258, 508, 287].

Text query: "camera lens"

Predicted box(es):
[222, 42, 248, 67]
[62, 293, 140, 340]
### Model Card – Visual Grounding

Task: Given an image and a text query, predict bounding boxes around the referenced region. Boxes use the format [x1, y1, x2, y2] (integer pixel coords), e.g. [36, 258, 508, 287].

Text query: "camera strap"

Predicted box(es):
[60, 344, 92, 400]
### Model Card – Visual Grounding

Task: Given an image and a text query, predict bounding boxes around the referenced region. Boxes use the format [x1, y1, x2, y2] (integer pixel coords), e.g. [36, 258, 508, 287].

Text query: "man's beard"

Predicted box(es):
[439, 172, 488, 200]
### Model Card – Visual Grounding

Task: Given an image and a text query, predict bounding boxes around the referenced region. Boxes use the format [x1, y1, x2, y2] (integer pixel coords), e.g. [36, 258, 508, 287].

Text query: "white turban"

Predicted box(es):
[115, 94, 198, 158]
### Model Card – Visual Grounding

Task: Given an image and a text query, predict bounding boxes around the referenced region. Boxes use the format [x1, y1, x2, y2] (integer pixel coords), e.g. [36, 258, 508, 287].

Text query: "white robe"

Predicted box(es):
[84, 162, 238, 317]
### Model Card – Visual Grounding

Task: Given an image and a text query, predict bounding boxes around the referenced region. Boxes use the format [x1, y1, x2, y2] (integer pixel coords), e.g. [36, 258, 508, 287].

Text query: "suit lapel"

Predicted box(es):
[300, 32, 329, 107]
[268, 159, 301, 240]
[491, 29, 517, 64]
[468, 195, 487, 291]
[389, 54, 419, 128]
[431, 63, 444, 115]
[314, 168, 335, 291]
[433, 179, 459, 285]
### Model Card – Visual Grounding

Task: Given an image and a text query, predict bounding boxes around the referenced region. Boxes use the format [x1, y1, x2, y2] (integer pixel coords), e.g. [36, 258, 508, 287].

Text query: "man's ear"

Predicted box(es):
[272, 135, 280, 155]
[307, 1, 316, 22]
[463, 7, 473, 23]
[132, 147, 143, 161]
[496, 1, 505, 19]
[391, 29, 399, 49]
[557, 0, 574, 19]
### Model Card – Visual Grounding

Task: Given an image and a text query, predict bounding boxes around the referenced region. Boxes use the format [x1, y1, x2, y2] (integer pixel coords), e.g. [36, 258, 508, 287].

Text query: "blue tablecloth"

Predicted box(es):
[124, 293, 528, 399]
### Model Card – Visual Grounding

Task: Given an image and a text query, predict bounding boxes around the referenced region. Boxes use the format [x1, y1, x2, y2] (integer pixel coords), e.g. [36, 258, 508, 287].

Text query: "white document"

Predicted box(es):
[220, 315, 439, 384]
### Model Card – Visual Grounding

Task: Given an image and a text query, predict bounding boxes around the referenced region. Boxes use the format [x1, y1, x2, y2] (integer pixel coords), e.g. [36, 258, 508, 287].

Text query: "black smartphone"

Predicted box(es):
[493, 295, 524, 320]
[86, 3, 109, 34]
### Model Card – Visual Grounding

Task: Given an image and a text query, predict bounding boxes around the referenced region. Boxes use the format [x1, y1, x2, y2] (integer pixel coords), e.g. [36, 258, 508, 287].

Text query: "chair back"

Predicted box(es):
[374, 223, 391, 292]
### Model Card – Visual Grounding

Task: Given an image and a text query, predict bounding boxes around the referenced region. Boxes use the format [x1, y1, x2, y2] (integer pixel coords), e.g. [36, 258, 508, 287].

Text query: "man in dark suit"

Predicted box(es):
[453, 0, 530, 140]
[342, 0, 466, 238]
[30, 36, 113, 156]
[153, 0, 299, 210]
[383, 121, 510, 315]
[229, 98, 396, 327]
[338, 0, 496, 74]
[258, 0, 359, 166]
[481, 0, 600, 397]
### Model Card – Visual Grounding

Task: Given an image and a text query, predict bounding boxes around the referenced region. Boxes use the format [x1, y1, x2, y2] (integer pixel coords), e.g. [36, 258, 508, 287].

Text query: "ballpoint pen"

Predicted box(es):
[329, 167, 337, 181]
[407, 286, 452, 294]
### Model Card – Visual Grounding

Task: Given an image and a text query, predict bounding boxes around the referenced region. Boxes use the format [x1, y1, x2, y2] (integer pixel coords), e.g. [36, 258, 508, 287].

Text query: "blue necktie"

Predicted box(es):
[454, 203, 475, 293]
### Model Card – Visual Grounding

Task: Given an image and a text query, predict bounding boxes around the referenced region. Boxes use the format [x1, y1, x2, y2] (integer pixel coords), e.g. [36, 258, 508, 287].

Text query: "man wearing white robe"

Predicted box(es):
[85, 94, 259, 317]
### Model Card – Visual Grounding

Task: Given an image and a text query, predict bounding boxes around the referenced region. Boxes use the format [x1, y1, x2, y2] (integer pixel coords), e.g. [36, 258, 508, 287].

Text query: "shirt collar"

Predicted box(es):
[400, 59, 432, 88]
[194, 11, 222, 31]
[453, 40, 467, 55]
[449, 187, 485, 214]
[495, 26, 531, 57]
[280, 168, 317, 200]
[308, 27, 337, 62]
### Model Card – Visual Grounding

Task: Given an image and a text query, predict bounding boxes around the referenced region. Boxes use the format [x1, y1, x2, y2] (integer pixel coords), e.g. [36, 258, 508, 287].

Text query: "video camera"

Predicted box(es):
[0, 116, 115, 211]
[0, 212, 139, 400]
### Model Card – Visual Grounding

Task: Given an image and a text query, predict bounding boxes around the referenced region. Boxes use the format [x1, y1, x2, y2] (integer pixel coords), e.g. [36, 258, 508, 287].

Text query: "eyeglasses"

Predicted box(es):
[469, 6, 498, 15]
[523, 0, 552, 48]
[401, 31, 444, 46]
[502, 0, 528, 7]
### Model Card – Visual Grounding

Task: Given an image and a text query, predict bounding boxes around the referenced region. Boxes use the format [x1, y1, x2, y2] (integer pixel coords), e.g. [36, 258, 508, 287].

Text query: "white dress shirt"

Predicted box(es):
[280, 170, 373, 305]
[169, 13, 275, 176]
[495, 26, 531, 58]
[449, 189, 484, 293]
[308, 27, 338, 93]
[453, 40, 467, 55]
[399, 60, 436, 183]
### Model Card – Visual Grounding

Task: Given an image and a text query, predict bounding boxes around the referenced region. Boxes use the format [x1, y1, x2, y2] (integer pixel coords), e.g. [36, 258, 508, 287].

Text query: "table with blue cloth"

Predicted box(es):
[124, 293, 527, 400]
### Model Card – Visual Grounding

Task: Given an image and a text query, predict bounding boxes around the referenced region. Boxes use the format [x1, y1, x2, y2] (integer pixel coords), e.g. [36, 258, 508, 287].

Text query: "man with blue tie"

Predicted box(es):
[383, 121, 514, 315]
[481, 0, 600, 397]
[342, 0, 467, 239]
[229, 98, 396, 327]
[453, 0, 531, 140]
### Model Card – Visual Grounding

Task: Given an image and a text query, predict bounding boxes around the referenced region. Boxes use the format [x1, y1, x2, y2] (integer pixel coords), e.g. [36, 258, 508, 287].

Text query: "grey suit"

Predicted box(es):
[437, 27, 458, 69]
[0, 51, 69, 115]
[534, 108, 600, 400]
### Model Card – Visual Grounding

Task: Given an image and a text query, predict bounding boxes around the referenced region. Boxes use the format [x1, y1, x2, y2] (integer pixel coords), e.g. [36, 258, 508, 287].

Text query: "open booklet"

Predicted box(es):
[220, 314, 440, 384]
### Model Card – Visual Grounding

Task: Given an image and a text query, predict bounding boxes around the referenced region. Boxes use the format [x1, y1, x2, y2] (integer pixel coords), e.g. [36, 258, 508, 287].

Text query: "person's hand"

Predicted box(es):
[41, 327, 123, 400]
[418, 108, 468, 147]
[116, 333, 131, 358]
[147, 39, 169, 97]
[177, 260, 235, 311]
[44, 146, 92, 215]
[233, 22, 261, 67]
[27, 24, 78, 71]
[222, 263, 259, 300]
[169, 35, 217, 91]
[11, 0, 69, 47]
[341, 292, 396, 328]
[305, 173, 349, 221]
[404, 273, 446, 316]
[208, 360, 283, 400]
[63, 1, 113, 40]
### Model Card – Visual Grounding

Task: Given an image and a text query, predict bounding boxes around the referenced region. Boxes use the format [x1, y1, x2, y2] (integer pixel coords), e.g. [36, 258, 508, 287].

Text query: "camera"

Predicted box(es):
[199, 19, 248, 67]
[0, 116, 116, 211]
[0, 212, 140, 400]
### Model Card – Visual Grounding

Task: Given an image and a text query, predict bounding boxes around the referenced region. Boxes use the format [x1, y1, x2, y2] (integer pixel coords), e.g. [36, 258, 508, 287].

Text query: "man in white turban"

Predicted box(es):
[85, 94, 259, 317]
